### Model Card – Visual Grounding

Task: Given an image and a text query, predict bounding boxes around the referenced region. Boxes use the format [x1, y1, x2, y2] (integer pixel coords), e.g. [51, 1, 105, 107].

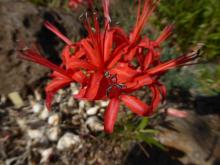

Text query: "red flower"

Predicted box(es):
[19, 0, 199, 133]
[68, 0, 93, 9]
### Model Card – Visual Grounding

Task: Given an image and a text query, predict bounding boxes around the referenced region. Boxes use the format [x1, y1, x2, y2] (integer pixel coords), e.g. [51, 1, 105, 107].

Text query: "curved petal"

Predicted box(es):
[104, 31, 113, 62]
[68, 60, 96, 70]
[120, 95, 150, 116]
[19, 49, 71, 79]
[85, 72, 103, 100]
[150, 86, 161, 111]
[44, 21, 72, 45]
[45, 78, 72, 110]
[104, 98, 120, 133]
[81, 39, 101, 68]
[71, 71, 87, 83]
[144, 51, 153, 70]
[110, 62, 137, 83]
[132, 74, 155, 87]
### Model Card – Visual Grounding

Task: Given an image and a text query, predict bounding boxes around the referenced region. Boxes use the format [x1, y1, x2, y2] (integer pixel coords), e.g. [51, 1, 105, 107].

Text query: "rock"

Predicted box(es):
[99, 100, 109, 107]
[70, 83, 79, 95]
[16, 118, 28, 130]
[72, 115, 83, 125]
[86, 116, 104, 131]
[86, 106, 99, 116]
[47, 126, 61, 141]
[67, 96, 75, 107]
[57, 133, 81, 150]
[40, 148, 53, 163]
[48, 113, 60, 126]
[39, 106, 50, 120]
[0, 95, 7, 106]
[8, 92, 24, 108]
[32, 102, 44, 114]
[27, 129, 47, 143]
[79, 100, 86, 109]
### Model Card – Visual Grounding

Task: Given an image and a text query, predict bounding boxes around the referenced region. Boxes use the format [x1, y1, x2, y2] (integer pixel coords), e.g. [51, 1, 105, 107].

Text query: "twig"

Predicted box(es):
[137, 142, 149, 158]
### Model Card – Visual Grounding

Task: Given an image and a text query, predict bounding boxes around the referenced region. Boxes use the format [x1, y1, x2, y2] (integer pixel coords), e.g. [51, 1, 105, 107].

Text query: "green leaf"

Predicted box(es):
[139, 129, 159, 134]
[144, 137, 165, 150]
[137, 117, 149, 130]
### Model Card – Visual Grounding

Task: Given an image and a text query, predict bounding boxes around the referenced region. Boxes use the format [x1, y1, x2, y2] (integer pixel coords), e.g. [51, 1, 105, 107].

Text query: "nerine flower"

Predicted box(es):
[19, 0, 199, 133]
[68, 0, 93, 8]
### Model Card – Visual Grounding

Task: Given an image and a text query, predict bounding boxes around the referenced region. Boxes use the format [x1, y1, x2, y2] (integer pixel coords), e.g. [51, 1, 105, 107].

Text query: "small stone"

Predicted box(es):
[79, 100, 86, 109]
[40, 148, 53, 163]
[48, 114, 60, 126]
[100, 100, 109, 107]
[57, 133, 81, 150]
[72, 115, 82, 125]
[16, 118, 28, 130]
[8, 92, 24, 108]
[86, 106, 99, 116]
[0, 95, 7, 105]
[47, 127, 61, 141]
[27, 129, 46, 142]
[70, 83, 79, 95]
[86, 116, 104, 131]
[39, 106, 50, 120]
[34, 89, 42, 101]
[32, 102, 43, 114]
[67, 97, 75, 107]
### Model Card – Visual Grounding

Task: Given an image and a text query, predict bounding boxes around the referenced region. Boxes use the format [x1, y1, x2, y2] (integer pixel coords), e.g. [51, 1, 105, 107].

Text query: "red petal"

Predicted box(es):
[107, 43, 127, 69]
[81, 39, 101, 68]
[68, 59, 96, 70]
[85, 72, 103, 100]
[44, 21, 72, 45]
[102, 0, 111, 25]
[144, 51, 153, 70]
[148, 52, 199, 75]
[110, 62, 137, 83]
[19, 49, 71, 79]
[45, 78, 72, 110]
[104, 98, 120, 133]
[150, 86, 161, 111]
[121, 95, 150, 116]
[71, 71, 87, 83]
[124, 47, 137, 61]
[104, 31, 113, 62]
[131, 0, 158, 43]
[155, 25, 174, 45]
[132, 74, 154, 87]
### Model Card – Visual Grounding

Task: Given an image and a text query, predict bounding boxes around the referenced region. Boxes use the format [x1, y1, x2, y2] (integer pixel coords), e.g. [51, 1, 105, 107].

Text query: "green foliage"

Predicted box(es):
[104, 113, 164, 151]
[156, 0, 220, 60]
[154, 0, 220, 95]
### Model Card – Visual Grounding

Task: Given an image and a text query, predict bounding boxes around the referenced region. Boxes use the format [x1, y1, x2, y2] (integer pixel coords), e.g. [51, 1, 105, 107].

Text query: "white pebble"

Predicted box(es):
[40, 148, 53, 163]
[67, 97, 75, 107]
[79, 100, 86, 109]
[57, 133, 81, 150]
[70, 83, 79, 95]
[86, 106, 99, 115]
[48, 114, 60, 126]
[86, 116, 104, 131]
[39, 106, 50, 120]
[100, 100, 109, 107]
[47, 126, 61, 141]
[27, 129, 47, 143]
[32, 102, 43, 114]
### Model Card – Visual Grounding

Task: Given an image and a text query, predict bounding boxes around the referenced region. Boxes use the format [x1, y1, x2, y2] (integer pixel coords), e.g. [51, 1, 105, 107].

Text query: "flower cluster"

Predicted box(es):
[19, 0, 198, 133]
[68, 0, 93, 8]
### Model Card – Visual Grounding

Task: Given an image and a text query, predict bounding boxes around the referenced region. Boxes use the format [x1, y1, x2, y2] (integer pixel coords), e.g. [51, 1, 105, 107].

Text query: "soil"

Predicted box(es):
[0, 0, 83, 95]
